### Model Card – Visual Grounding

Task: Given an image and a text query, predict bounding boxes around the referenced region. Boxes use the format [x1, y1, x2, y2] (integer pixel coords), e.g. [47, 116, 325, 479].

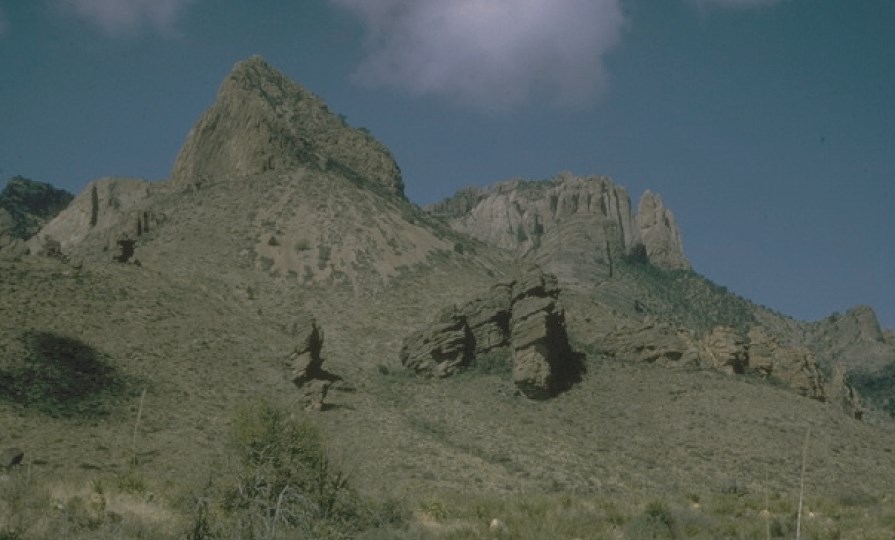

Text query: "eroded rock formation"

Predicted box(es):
[604, 320, 700, 367]
[399, 306, 475, 378]
[27, 177, 158, 257]
[636, 190, 689, 270]
[170, 56, 404, 198]
[399, 267, 582, 399]
[428, 174, 689, 281]
[288, 313, 342, 410]
[700, 326, 749, 374]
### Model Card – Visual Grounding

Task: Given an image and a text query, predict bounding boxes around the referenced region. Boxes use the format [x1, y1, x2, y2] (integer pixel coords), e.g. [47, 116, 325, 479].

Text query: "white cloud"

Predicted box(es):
[330, 0, 625, 111]
[56, 0, 195, 36]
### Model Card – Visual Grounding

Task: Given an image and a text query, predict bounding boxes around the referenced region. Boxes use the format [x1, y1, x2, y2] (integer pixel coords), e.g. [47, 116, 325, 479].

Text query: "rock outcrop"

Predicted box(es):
[399, 306, 475, 378]
[27, 177, 158, 257]
[805, 305, 895, 411]
[170, 56, 404, 198]
[287, 313, 342, 410]
[399, 267, 582, 399]
[808, 306, 894, 374]
[636, 190, 689, 270]
[428, 174, 689, 281]
[508, 271, 578, 399]
[700, 326, 749, 374]
[603, 322, 833, 404]
[604, 320, 700, 367]
[827, 364, 864, 420]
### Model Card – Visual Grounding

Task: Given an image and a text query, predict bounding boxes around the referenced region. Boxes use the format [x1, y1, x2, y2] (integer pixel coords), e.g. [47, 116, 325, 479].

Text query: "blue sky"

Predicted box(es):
[1, 0, 893, 329]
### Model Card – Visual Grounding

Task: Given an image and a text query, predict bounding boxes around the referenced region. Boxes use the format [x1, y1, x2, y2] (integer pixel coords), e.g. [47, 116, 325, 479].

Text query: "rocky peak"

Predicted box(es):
[429, 174, 689, 280]
[170, 56, 404, 198]
[0, 176, 73, 240]
[636, 190, 689, 270]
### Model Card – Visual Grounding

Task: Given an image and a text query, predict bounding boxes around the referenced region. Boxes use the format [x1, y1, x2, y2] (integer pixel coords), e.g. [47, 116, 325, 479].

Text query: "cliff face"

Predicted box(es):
[28, 177, 155, 254]
[428, 174, 689, 280]
[636, 190, 689, 270]
[170, 56, 405, 198]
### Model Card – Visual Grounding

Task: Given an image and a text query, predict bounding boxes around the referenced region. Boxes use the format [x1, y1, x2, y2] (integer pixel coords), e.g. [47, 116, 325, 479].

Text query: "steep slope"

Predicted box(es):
[427, 173, 689, 286]
[171, 55, 404, 198]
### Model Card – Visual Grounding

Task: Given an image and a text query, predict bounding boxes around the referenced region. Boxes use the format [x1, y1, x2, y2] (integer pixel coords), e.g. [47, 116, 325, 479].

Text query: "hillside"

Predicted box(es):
[1, 57, 894, 539]
[0, 176, 73, 253]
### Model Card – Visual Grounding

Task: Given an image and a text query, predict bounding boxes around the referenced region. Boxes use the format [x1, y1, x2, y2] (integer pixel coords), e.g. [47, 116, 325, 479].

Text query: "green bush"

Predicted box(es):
[187, 399, 407, 539]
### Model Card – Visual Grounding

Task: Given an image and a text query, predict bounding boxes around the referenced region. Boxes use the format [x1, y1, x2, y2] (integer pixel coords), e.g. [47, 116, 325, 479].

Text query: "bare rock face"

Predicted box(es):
[604, 321, 700, 367]
[428, 174, 689, 280]
[399, 306, 475, 378]
[700, 326, 749, 374]
[289, 313, 325, 387]
[171, 56, 404, 198]
[28, 177, 158, 257]
[460, 283, 513, 355]
[288, 313, 342, 410]
[747, 326, 826, 401]
[827, 364, 864, 420]
[509, 275, 576, 399]
[399, 267, 582, 398]
[636, 190, 689, 270]
[775, 347, 826, 401]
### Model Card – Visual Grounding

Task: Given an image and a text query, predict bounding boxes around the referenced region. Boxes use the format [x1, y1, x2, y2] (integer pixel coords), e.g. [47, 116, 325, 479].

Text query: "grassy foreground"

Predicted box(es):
[2, 400, 894, 539]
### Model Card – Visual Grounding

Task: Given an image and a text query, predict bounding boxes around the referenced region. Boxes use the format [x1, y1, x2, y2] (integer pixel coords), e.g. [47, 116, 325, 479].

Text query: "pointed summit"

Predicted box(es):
[170, 56, 405, 198]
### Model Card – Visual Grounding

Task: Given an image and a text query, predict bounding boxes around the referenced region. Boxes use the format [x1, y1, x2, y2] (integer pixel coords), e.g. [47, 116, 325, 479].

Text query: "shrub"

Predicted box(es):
[188, 399, 407, 539]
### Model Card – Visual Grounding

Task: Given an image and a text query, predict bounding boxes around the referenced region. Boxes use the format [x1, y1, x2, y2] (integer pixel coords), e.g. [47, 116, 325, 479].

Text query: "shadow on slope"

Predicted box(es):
[0, 331, 128, 418]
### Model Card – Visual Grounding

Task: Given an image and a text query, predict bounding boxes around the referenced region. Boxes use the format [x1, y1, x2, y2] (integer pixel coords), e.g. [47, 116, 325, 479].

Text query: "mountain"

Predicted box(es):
[427, 173, 688, 286]
[170, 55, 404, 198]
[3, 56, 895, 538]
[0, 176, 73, 244]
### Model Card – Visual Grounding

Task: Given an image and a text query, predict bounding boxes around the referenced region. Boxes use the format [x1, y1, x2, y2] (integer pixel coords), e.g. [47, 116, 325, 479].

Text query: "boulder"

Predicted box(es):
[773, 346, 826, 401]
[289, 313, 325, 386]
[399, 306, 474, 378]
[510, 294, 575, 399]
[299, 379, 332, 412]
[461, 283, 512, 355]
[745, 326, 775, 377]
[398, 267, 582, 398]
[827, 364, 863, 420]
[701, 326, 749, 374]
[747, 326, 826, 401]
[605, 321, 700, 366]
[170, 56, 404, 198]
[427, 175, 690, 282]
[287, 313, 342, 410]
